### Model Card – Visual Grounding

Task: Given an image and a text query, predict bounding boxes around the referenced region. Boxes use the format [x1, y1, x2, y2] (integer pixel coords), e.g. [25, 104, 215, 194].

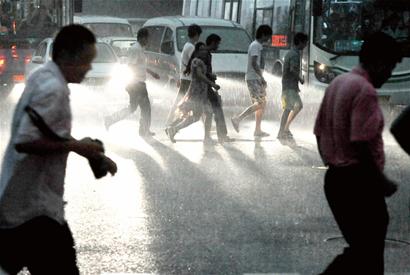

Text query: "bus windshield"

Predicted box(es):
[176, 26, 251, 53]
[83, 23, 133, 37]
[314, 0, 410, 56]
[0, 2, 62, 41]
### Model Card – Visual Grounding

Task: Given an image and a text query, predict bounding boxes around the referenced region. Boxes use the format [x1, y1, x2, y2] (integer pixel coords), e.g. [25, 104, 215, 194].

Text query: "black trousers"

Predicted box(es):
[0, 216, 80, 275]
[321, 165, 389, 275]
[128, 82, 151, 135]
[206, 88, 227, 138]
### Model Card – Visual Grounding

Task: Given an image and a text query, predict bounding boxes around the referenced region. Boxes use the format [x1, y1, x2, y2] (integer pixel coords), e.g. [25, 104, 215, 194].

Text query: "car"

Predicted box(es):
[73, 15, 134, 38]
[142, 16, 252, 88]
[25, 38, 133, 87]
[98, 36, 138, 63]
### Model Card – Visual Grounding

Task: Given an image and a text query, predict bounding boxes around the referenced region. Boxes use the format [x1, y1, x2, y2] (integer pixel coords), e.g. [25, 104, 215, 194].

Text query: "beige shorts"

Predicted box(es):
[281, 89, 303, 110]
[247, 79, 267, 104]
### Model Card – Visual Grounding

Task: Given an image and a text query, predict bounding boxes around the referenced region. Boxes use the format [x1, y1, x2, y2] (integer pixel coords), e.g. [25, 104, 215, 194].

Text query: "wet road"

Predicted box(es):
[1, 82, 409, 275]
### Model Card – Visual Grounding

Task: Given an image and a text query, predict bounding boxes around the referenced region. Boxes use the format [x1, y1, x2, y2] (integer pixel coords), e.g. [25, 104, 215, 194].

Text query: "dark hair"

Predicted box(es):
[206, 33, 221, 46]
[52, 24, 96, 63]
[137, 28, 149, 41]
[188, 24, 202, 38]
[294, 32, 308, 45]
[184, 42, 206, 76]
[359, 31, 402, 66]
[256, 25, 273, 39]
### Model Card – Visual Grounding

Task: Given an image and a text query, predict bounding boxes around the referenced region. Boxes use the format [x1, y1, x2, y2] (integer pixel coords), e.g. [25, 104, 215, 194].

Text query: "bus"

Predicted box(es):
[0, 0, 75, 95]
[183, 0, 410, 105]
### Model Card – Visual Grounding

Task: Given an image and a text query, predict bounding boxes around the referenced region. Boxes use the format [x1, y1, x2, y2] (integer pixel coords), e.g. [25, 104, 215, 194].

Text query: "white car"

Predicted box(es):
[98, 36, 138, 63]
[25, 38, 133, 87]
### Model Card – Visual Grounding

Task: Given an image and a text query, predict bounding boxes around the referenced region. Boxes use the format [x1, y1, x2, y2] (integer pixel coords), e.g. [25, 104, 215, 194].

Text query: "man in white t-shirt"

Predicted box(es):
[0, 25, 117, 275]
[166, 24, 202, 126]
[231, 25, 272, 137]
[105, 28, 160, 137]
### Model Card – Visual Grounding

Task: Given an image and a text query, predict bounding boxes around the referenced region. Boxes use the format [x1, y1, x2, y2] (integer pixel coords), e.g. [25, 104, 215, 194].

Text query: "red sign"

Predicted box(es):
[272, 35, 288, 48]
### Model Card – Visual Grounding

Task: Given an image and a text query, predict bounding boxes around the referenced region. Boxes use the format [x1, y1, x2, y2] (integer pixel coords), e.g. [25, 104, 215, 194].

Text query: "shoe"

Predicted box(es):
[231, 117, 240, 133]
[218, 136, 235, 143]
[140, 131, 155, 137]
[254, 131, 270, 137]
[203, 137, 217, 145]
[277, 131, 287, 139]
[104, 117, 112, 130]
[165, 127, 176, 143]
[284, 130, 293, 138]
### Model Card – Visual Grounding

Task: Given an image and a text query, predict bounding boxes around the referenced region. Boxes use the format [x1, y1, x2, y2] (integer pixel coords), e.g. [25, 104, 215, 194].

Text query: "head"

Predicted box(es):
[294, 32, 308, 50]
[359, 31, 402, 88]
[205, 33, 221, 52]
[137, 28, 149, 47]
[256, 25, 273, 43]
[184, 42, 206, 75]
[188, 24, 202, 43]
[52, 24, 96, 83]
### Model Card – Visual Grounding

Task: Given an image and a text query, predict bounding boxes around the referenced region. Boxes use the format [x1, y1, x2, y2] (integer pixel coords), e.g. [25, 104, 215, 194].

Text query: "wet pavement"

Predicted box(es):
[1, 82, 410, 275]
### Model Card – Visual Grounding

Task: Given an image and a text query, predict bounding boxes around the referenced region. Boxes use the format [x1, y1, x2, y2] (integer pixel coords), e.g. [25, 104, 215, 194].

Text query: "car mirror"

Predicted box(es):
[31, 56, 44, 64]
[161, 41, 174, 55]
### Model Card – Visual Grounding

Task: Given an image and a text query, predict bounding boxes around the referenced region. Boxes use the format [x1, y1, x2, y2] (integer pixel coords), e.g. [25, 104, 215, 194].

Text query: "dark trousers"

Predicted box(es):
[167, 79, 191, 126]
[107, 82, 151, 135]
[0, 216, 80, 275]
[206, 88, 228, 138]
[321, 165, 389, 275]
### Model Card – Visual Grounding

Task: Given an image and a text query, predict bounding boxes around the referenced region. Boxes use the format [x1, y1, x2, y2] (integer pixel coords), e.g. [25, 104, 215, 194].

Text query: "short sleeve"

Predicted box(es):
[249, 42, 261, 57]
[15, 84, 71, 143]
[350, 88, 383, 142]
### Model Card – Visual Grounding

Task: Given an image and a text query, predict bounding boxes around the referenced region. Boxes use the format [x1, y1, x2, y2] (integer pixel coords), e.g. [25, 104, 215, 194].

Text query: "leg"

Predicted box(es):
[135, 83, 152, 136]
[254, 100, 266, 133]
[321, 167, 388, 275]
[203, 112, 213, 139]
[284, 92, 303, 133]
[166, 80, 190, 126]
[209, 91, 228, 139]
[278, 109, 291, 138]
[0, 226, 26, 274]
[105, 85, 138, 128]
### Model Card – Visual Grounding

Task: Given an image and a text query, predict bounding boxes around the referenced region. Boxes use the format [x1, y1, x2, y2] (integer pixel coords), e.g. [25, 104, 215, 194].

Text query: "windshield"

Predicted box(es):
[94, 43, 117, 63]
[176, 26, 251, 53]
[111, 40, 137, 57]
[84, 23, 133, 37]
[314, 0, 410, 56]
[0, 2, 60, 41]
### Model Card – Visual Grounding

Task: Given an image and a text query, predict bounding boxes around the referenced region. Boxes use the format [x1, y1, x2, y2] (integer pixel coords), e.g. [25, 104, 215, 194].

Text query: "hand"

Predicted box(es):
[210, 73, 217, 81]
[102, 155, 118, 176]
[212, 83, 220, 90]
[151, 72, 160, 79]
[74, 138, 104, 159]
[299, 76, 305, 85]
[383, 177, 398, 197]
[261, 78, 267, 88]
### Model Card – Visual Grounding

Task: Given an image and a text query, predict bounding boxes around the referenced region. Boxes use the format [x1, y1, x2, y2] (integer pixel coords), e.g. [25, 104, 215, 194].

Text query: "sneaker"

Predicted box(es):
[277, 131, 287, 139]
[204, 137, 217, 145]
[165, 127, 176, 143]
[254, 131, 270, 137]
[104, 117, 112, 130]
[140, 131, 155, 137]
[218, 135, 235, 143]
[231, 117, 240, 133]
[284, 130, 293, 138]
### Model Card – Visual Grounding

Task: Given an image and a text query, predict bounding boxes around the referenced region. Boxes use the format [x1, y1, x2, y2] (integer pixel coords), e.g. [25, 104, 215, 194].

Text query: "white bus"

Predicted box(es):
[183, 0, 410, 105]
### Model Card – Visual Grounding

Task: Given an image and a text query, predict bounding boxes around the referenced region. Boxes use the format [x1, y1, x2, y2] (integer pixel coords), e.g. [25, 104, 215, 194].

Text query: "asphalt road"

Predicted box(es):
[1, 82, 409, 275]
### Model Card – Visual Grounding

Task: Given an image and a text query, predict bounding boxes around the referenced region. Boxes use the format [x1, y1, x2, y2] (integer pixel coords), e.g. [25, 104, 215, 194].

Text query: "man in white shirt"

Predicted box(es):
[166, 24, 202, 126]
[105, 28, 160, 136]
[0, 25, 117, 275]
[231, 25, 272, 137]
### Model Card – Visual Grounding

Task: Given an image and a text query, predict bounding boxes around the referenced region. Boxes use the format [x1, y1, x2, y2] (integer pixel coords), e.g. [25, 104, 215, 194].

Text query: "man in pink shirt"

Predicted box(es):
[314, 32, 401, 275]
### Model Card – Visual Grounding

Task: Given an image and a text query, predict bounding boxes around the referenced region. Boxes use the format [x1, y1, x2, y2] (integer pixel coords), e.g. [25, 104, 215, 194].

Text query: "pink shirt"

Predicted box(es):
[314, 66, 385, 171]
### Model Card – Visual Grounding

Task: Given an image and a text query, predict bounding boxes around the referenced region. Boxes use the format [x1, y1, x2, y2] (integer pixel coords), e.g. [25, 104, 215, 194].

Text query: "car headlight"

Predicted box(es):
[314, 61, 336, 84]
[110, 64, 134, 86]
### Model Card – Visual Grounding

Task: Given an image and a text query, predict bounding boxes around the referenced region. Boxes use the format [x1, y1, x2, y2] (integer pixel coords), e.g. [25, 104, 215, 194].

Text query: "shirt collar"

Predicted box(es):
[351, 65, 371, 83]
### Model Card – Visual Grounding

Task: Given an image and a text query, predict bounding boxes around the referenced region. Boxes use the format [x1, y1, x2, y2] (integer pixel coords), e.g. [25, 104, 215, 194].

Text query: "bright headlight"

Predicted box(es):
[110, 64, 134, 87]
[314, 61, 336, 84]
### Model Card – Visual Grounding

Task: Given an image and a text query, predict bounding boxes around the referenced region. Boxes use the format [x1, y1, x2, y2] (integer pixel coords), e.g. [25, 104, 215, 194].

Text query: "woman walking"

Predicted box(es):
[166, 42, 219, 143]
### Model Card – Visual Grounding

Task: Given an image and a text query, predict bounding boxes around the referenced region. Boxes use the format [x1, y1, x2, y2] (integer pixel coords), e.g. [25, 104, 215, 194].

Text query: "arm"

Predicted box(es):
[147, 68, 160, 79]
[196, 66, 220, 90]
[251, 56, 264, 80]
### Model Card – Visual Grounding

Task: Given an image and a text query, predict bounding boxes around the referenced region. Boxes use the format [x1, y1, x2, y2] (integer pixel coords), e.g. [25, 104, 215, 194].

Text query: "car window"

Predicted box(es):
[84, 23, 133, 37]
[111, 40, 137, 57]
[161, 27, 174, 55]
[145, 26, 165, 53]
[34, 42, 47, 58]
[94, 43, 117, 63]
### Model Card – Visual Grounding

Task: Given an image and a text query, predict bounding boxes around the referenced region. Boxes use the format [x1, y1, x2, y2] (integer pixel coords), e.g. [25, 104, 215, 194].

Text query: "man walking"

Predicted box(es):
[231, 25, 272, 138]
[105, 28, 160, 136]
[203, 34, 234, 143]
[166, 24, 202, 126]
[0, 25, 117, 274]
[314, 32, 401, 274]
[277, 32, 308, 140]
